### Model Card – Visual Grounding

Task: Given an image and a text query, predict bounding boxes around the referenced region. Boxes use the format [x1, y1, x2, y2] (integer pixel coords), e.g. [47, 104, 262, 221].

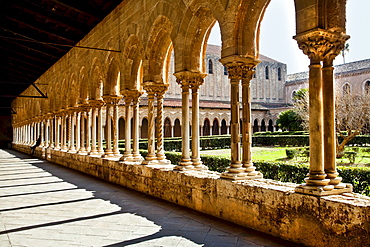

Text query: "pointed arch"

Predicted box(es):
[105, 57, 121, 96]
[144, 15, 174, 83]
[90, 58, 104, 100]
[173, 5, 216, 73]
[79, 66, 88, 105]
[122, 35, 145, 91]
[68, 73, 78, 107]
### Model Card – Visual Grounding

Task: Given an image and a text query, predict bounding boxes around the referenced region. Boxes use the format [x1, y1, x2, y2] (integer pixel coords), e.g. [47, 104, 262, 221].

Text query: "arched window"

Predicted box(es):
[265, 66, 269, 79]
[203, 118, 210, 136]
[212, 119, 219, 135]
[141, 118, 148, 139]
[174, 119, 181, 137]
[292, 91, 297, 100]
[365, 80, 370, 94]
[208, 59, 213, 74]
[164, 117, 172, 138]
[261, 119, 266, 132]
[343, 84, 351, 95]
[253, 119, 259, 133]
[278, 67, 281, 81]
[268, 119, 274, 132]
[221, 119, 227, 135]
[119, 118, 125, 140]
[223, 66, 228, 75]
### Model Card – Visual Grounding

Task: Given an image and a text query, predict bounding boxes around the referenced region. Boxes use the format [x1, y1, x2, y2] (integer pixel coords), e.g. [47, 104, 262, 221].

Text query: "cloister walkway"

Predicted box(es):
[0, 149, 302, 247]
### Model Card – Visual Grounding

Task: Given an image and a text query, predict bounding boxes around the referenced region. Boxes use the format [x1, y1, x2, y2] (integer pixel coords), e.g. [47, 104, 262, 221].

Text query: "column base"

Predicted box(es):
[221, 171, 263, 180]
[132, 153, 144, 162]
[192, 158, 208, 171]
[174, 158, 194, 170]
[295, 183, 353, 196]
[142, 159, 159, 165]
[68, 149, 78, 154]
[119, 154, 134, 162]
[157, 159, 171, 165]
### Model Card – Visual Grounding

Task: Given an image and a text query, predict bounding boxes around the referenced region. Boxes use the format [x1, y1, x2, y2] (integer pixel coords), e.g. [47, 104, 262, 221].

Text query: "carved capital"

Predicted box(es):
[102, 95, 122, 106]
[174, 71, 207, 91]
[294, 29, 350, 64]
[219, 55, 260, 80]
[143, 81, 169, 97]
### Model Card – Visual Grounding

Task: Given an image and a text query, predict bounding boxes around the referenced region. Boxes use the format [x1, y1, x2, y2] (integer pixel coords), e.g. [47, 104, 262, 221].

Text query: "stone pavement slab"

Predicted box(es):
[0, 149, 303, 247]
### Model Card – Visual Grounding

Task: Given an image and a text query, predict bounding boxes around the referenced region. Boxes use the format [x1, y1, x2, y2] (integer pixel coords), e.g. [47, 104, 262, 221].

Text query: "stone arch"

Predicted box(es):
[220, 0, 270, 57]
[253, 119, 259, 133]
[164, 117, 172, 138]
[90, 58, 104, 100]
[221, 119, 228, 135]
[261, 119, 266, 132]
[363, 79, 370, 95]
[212, 118, 219, 135]
[343, 83, 351, 95]
[268, 119, 274, 132]
[78, 66, 88, 105]
[174, 5, 215, 73]
[144, 15, 174, 83]
[203, 118, 211, 136]
[104, 57, 121, 96]
[122, 35, 145, 91]
[119, 117, 125, 140]
[174, 118, 181, 137]
[68, 73, 78, 108]
[141, 118, 148, 139]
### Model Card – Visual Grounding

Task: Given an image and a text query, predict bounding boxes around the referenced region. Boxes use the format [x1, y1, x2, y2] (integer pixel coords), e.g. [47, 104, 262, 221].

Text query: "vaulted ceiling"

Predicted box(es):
[0, 0, 124, 115]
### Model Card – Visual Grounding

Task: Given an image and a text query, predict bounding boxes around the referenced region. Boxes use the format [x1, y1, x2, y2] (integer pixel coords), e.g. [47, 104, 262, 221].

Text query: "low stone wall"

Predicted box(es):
[14, 144, 370, 247]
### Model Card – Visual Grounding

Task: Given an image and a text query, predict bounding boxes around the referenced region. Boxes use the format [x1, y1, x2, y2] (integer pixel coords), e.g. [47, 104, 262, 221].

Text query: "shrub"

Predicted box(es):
[286, 149, 298, 159]
[138, 150, 370, 196]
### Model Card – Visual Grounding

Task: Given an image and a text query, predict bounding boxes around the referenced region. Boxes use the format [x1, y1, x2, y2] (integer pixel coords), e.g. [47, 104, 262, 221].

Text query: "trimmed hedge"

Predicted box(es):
[137, 150, 370, 196]
[252, 135, 309, 146]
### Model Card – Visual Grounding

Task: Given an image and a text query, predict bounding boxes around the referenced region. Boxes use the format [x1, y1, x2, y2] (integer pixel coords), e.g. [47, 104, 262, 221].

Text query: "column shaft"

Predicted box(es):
[143, 93, 157, 164]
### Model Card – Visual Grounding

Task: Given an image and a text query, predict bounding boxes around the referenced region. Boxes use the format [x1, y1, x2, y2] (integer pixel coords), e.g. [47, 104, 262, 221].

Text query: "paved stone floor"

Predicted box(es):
[0, 149, 303, 247]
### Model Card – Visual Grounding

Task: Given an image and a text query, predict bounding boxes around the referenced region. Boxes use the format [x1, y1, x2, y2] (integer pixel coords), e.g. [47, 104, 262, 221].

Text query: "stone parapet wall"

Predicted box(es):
[13, 144, 370, 247]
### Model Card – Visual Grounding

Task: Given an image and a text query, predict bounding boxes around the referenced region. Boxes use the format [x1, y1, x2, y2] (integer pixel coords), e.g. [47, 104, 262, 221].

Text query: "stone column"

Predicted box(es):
[55, 115, 61, 150]
[103, 98, 114, 157]
[189, 73, 208, 170]
[141, 86, 157, 165]
[97, 104, 104, 156]
[89, 102, 99, 156]
[219, 57, 248, 180]
[112, 97, 121, 157]
[322, 59, 345, 189]
[173, 74, 193, 170]
[49, 115, 54, 148]
[241, 63, 263, 179]
[69, 110, 77, 153]
[79, 110, 87, 154]
[76, 110, 81, 152]
[294, 29, 351, 195]
[85, 107, 92, 153]
[120, 96, 133, 161]
[155, 85, 171, 165]
[61, 113, 68, 151]
[132, 94, 144, 161]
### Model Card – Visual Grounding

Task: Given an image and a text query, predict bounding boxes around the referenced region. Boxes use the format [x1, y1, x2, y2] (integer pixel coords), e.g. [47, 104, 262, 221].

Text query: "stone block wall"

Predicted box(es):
[13, 144, 370, 247]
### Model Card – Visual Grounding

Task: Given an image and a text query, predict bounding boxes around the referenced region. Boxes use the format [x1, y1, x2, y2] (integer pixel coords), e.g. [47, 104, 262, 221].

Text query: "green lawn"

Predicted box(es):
[200, 146, 370, 167]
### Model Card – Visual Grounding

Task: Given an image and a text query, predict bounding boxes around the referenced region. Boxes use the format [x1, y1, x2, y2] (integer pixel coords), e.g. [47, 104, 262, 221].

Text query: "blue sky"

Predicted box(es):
[208, 0, 370, 74]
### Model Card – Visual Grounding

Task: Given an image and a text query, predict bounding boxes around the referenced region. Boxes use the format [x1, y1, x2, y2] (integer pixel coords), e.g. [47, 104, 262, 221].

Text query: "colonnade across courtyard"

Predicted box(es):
[12, 0, 353, 196]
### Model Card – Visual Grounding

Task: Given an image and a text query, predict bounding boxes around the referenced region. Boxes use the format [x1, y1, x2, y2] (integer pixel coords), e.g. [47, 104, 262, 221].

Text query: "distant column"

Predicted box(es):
[142, 84, 157, 165]
[173, 74, 193, 170]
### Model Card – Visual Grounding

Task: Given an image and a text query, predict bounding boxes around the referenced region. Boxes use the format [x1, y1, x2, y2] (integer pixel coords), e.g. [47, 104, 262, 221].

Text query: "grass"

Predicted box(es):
[199, 146, 370, 166]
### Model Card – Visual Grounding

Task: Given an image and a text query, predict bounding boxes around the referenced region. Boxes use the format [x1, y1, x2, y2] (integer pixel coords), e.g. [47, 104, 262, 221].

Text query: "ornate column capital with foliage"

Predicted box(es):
[294, 29, 350, 65]
[220, 55, 260, 81]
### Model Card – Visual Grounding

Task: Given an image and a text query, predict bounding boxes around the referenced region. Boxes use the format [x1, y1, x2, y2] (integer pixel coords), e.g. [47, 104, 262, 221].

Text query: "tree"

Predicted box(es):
[276, 109, 304, 131]
[292, 88, 309, 130]
[291, 88, 370, 157]
[341, 43, 350, 64]
[335, 93, 370, 156]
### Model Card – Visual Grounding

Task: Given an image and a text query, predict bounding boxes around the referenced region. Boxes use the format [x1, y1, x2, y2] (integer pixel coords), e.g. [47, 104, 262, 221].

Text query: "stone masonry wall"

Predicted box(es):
[14, 144, 370, 247]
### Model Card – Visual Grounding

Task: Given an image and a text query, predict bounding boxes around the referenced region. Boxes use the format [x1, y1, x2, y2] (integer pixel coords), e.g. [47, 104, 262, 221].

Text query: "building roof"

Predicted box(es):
[206, 44, 284, 64]
[286, 58, 370, 85]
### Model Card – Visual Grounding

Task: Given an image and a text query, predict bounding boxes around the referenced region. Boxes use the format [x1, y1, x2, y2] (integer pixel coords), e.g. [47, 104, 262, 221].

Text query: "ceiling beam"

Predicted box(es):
[6, 16, 77, 44]
[50, 0, 101, 21]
